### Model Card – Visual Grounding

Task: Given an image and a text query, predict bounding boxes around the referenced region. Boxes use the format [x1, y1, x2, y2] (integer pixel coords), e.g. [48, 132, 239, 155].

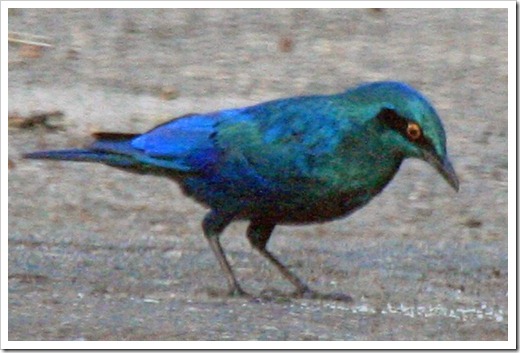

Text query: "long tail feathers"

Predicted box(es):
[23, 149, 136, 167]
[24, 148, 102, 161]
[23, 133, 140, 167]
[23, 132, 193, 174]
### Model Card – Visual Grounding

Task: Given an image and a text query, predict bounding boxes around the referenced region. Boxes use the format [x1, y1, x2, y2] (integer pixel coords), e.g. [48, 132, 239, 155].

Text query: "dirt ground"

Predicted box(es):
[8, 9, 508, 342]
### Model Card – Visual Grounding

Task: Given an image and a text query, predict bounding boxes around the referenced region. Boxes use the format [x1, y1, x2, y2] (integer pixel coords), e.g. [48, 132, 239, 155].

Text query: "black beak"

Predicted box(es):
[423, 151, 460, 191]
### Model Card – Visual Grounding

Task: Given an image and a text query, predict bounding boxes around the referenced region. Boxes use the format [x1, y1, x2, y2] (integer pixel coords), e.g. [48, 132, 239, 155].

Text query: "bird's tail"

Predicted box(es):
[23, 148, 135, 166]
[23, 133, 139, 168]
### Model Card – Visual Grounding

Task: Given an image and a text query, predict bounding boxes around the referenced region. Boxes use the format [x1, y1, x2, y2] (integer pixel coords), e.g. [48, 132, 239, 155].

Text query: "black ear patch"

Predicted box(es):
[376, 108, 431, 148]
[377, 108, 408, 132]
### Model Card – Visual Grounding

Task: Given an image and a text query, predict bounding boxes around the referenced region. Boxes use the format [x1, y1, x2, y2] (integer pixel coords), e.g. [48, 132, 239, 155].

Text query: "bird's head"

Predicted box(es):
[347, 81, 459, 191]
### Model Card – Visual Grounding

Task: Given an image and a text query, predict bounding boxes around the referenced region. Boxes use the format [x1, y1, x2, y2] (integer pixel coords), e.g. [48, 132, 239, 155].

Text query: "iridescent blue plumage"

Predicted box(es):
[24, 81, 459, 300]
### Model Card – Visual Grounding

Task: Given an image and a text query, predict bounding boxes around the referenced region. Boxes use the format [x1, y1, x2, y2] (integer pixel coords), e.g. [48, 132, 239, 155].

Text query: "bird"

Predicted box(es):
[24, 81, 459, 300]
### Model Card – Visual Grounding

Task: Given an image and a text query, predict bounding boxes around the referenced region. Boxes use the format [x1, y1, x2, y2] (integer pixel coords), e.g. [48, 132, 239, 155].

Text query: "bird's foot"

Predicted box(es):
[292, 287, 353, 302]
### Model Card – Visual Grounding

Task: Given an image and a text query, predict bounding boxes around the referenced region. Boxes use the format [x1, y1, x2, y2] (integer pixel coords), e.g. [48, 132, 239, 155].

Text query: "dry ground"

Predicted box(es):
[8, 8, 508, 341]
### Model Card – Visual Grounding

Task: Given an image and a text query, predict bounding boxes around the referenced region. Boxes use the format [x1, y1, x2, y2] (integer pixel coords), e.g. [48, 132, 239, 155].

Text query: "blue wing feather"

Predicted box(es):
[127, 115, 219, 171]
[132, 116, 216, 156]
[127, 109, 253, 172]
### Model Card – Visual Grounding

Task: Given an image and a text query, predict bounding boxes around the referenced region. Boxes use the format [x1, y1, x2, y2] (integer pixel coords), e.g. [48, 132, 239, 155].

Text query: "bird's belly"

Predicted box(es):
[182, 178, 375, 223]
[259, 189, 376, 224]
[179, 155, 400, 224]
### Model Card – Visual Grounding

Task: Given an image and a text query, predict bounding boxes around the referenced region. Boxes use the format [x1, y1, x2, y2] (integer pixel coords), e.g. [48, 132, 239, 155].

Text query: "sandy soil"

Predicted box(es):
[8, 8, 508, 341]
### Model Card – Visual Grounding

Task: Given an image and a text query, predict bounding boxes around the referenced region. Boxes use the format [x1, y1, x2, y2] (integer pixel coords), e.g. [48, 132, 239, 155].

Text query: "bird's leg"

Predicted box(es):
[202, 211, 248, 297]
[246, 220, 312, 296]
[247, 220, 352, 302]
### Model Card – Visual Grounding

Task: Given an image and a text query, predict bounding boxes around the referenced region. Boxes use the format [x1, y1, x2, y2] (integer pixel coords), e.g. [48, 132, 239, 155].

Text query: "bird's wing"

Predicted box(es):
[105, 96, 353, 182]
[214, 96, 353, 184]
[125, 114, 221, 172]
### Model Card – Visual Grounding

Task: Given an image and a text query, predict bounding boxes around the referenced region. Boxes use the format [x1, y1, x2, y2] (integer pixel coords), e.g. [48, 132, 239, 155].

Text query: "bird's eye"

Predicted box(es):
[406, 123, 422, 141]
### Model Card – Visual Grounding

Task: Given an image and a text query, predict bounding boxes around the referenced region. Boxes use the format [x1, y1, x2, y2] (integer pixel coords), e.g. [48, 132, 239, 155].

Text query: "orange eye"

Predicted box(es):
[406, 122, 422, 141]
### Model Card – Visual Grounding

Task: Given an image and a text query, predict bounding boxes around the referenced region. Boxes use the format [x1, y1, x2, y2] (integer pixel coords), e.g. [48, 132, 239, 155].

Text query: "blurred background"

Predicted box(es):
[8, 8, 508, 341]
